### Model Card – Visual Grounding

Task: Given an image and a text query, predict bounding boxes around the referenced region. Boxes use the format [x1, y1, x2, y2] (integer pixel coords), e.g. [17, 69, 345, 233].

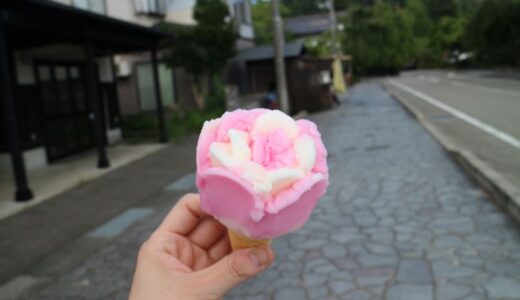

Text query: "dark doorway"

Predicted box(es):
[35, 62, 95, 161]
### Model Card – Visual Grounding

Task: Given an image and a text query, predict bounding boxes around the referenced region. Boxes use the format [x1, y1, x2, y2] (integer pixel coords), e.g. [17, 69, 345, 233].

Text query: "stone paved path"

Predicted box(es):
[19, 83, 520, 299]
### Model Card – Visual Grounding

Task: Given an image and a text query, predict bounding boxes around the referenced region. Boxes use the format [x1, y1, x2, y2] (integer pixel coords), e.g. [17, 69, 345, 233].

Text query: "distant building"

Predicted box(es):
[230, 42, 334, 113]
[167, 0, 254, 49]
[284, 12, 335, 39]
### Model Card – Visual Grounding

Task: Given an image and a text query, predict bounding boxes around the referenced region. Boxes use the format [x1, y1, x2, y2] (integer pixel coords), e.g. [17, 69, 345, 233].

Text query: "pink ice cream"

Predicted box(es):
[196, 109, 329, 239]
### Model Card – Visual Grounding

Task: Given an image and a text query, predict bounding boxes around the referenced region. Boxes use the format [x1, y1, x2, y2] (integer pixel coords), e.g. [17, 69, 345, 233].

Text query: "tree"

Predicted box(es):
[404, 0, 432, 65]
[159, 0, 236, 108]
[429, 15, 467, 54]
[464, 0, 520, 66]
[341, 0, 415, 74]
[423, 0, 458, 20]
[304, 32, 334, 58]
[282, 0, 323, 16]
[252, 1, 291, 45]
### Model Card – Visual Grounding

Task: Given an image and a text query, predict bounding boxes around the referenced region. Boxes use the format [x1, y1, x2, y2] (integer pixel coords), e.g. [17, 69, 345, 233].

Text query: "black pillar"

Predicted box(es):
[85, 35, 110, 168]
[151, 48, 167, 143]
[0, 15, 33, 201]
[108, 48, 122, 128]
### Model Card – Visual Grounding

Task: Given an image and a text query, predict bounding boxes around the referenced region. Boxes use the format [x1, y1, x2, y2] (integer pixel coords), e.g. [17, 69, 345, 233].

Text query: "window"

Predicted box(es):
[233, 0, 252, 25]
[136, 63, 156, 111]
[136, 63, 175, 111]
[73, 0, 107, 15]
[134, 0, 167, 17]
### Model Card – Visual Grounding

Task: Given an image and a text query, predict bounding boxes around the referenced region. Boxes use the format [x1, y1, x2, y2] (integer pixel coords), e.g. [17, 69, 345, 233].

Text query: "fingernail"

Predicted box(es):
[249, 247, 271, 267]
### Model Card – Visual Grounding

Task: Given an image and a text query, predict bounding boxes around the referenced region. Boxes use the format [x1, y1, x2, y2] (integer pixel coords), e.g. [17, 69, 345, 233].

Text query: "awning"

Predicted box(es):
[1, 0, 174, 53]
[235, 42, 305, 62]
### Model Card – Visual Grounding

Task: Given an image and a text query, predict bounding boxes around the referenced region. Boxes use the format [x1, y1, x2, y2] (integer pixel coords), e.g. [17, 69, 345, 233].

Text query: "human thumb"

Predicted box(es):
[196, 247, 275, 297]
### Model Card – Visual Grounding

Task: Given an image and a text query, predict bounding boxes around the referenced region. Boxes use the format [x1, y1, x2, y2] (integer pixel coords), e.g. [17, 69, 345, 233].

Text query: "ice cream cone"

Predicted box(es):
[227, 229, 271, 250]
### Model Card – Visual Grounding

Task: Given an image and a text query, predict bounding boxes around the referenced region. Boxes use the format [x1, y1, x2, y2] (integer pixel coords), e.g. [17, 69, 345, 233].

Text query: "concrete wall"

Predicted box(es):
[166, 0, 196, 25]
[107, 128, 122, 144]
[96, 56, 114, 83]
[50, 0, 73, 5]
[0, 147, 48, 177]
[106, 1, 160, 27]
[165, 0, 255, 42]
[226, 0, 254, 41]
[48, 0, 163, 27]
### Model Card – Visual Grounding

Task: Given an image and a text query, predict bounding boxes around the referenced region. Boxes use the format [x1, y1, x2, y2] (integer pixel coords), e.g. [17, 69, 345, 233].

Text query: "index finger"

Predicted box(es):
[158, 193, 208, 235]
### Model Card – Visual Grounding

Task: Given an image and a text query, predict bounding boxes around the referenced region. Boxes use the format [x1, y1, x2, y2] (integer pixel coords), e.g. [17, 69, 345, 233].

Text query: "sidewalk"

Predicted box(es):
[0, 144, 165, 220]
[0, 138, 197, 288]
[5, 82, 520, 299]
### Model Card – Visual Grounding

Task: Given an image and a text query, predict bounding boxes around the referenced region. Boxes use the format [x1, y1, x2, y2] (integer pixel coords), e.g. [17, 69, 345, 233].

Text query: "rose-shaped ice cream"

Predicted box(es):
[196, 109, 328, 240]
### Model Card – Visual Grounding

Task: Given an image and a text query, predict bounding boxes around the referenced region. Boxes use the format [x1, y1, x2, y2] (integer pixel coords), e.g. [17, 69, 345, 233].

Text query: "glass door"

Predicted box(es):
[36, 63, 94, 161]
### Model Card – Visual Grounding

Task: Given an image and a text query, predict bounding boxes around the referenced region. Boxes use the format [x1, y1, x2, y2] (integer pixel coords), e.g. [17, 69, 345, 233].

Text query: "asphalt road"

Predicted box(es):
[384, 70, 520, 210]
[394, 70, 520, 138]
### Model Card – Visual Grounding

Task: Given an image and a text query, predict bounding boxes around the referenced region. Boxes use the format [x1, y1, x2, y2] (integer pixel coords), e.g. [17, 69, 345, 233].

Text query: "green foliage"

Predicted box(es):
[403, 0, 432, 64]
[205, 74, 227, 111]
[464, 0, 520, 66]
[252, 1, 291, 45]
[341, 0, 415, 74]
[304, 32, 334, 58]
[406, 0, 432, 37]
[121, 108, 225, 142]
[333, 0, 518, 71]
[159, 0, 236, 77]
[168, 108, 225, 140]
[430, 15, 467, 51]
[282, 0, 324, 16]
[423, 0, 458, 19]
[455, 0, 483, 17]
[121, 112, 157, 132]
[121, 112, 159, 142]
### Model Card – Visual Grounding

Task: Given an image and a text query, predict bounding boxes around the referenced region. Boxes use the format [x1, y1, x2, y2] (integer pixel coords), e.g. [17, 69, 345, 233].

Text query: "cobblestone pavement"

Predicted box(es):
[21, 82, 520, 299]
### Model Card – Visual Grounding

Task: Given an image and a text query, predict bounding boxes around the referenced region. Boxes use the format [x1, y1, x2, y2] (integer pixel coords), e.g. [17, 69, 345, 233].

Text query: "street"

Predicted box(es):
[389, 70, 520, 141]
[385, 70, 520, 213]
[5, 82, 519, 300]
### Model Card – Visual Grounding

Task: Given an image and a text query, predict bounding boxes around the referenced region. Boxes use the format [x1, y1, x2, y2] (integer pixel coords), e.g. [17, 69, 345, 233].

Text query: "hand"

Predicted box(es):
[129, 193, 275, 300]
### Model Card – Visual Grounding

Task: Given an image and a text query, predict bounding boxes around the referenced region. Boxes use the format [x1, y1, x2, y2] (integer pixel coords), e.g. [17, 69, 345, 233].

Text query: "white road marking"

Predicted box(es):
[427, 76, 440, 83]
[418, 75, 440, 83]
[451, 81, 520, 97]
[446, 72, 520, 85]
[388, 79, 520, 150]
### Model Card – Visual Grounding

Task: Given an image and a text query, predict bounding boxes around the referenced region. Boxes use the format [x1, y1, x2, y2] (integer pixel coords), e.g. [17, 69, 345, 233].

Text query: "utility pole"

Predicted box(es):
[328, 0, 339, 55]
[271, 0, 290, 113]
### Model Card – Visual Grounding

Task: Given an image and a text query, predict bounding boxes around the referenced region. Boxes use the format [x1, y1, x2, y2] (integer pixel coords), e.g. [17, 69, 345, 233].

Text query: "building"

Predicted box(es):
[1, 0, 255, 202]
[166, 0, 254, 49]
[284, 12, 335, 39]
[233, 42, 334, 114]
[0, 0, 173, 201]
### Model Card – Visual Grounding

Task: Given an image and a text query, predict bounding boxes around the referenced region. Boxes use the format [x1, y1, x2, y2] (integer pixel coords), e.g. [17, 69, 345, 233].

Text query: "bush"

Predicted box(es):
[121, 112, 159, 142]
[121, 107, 225, 142]
[205, 75, 227, 111]
[168, 108, 225, 140]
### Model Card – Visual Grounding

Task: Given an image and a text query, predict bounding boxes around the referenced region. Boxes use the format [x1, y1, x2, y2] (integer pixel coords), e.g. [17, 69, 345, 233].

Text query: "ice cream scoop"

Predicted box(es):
[196, 109, 329, 249]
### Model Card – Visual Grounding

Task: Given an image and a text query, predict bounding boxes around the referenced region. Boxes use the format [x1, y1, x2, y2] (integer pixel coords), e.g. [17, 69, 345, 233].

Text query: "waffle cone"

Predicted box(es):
[227, 229, 271, 250]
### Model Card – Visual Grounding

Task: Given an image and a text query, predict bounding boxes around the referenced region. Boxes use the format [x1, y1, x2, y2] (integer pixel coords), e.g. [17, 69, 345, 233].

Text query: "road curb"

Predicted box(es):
[381, 82, 520, 223]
